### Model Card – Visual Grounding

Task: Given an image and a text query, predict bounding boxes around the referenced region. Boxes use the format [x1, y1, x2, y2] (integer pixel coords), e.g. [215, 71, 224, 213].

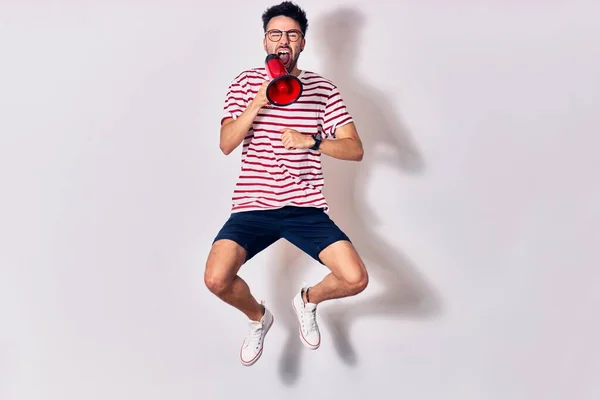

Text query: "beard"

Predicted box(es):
[283, 54, 298, 72]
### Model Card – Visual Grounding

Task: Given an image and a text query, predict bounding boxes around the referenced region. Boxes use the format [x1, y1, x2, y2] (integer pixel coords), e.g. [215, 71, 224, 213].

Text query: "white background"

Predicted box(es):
[1, 1, 599, 399]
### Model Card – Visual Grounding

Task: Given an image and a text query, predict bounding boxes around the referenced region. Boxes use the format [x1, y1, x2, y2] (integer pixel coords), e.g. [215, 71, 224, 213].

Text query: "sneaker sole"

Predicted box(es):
[291, 299, 320, 350]
[240, 315, 275, 366]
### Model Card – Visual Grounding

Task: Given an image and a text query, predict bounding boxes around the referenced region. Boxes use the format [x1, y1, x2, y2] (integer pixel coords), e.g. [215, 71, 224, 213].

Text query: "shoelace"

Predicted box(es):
[247, 324, 263, 349]
[303, 307, 317, 333]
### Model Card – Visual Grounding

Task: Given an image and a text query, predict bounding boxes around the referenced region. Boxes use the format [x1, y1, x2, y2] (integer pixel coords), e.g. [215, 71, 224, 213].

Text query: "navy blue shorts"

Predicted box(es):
[212, 206, 350, 264]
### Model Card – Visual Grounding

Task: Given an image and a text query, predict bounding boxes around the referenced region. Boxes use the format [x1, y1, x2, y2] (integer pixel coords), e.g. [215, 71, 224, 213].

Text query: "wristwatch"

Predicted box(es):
[310, 134, 322, 150]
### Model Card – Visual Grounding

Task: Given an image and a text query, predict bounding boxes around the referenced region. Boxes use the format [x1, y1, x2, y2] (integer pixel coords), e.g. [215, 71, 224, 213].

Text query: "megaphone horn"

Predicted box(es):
[264, 54, 303, 107]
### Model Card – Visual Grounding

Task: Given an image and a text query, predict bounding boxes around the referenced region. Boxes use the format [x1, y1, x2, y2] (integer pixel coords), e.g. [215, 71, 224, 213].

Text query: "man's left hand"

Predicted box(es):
[280, 128, 314, 150]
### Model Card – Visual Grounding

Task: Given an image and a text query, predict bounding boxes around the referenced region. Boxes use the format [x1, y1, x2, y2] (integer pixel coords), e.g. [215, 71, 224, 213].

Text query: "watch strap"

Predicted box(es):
[310, 134, 322, 150]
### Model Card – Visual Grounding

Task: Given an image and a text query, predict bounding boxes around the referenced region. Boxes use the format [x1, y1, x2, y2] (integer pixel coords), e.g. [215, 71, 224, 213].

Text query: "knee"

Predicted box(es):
[204, 261, 233, 297]
[204, 271, 231, 297]
[203, 240, 245, 297]
[346, 268, 369, 295]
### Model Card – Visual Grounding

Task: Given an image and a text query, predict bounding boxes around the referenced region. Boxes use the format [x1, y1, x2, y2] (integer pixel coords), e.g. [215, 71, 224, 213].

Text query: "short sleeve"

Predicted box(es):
[221, 72, 248, 125]
[322, 86, 353, 138]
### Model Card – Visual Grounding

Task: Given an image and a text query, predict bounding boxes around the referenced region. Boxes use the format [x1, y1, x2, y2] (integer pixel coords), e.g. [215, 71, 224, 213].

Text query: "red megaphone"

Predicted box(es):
[264, 54, 303, 107]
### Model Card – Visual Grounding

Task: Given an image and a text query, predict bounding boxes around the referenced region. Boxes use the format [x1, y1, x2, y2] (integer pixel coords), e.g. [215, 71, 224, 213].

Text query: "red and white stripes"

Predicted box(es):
[222, 67, 353, 213]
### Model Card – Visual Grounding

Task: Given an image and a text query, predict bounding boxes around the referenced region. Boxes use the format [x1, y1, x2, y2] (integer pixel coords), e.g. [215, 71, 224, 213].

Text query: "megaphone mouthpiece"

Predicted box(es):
[264, 53, 303, 107]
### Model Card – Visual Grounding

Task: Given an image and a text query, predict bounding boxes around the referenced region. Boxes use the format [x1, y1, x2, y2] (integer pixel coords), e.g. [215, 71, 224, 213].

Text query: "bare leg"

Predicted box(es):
[204, 239, 264, 321]
[305, 240, 368, 304]
[289, 239, 368, 352]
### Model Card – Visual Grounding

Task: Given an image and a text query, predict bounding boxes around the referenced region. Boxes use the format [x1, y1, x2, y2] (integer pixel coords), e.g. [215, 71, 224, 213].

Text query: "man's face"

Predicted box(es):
[263, 16, 305, 73]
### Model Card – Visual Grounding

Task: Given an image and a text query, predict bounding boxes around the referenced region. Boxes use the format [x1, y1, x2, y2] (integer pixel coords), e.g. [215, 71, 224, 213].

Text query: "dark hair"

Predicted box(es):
[262, 1, 308, 35]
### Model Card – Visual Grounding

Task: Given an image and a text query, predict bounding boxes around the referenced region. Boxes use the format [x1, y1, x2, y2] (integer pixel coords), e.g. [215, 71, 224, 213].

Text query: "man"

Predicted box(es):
[204, 1, 369, 366]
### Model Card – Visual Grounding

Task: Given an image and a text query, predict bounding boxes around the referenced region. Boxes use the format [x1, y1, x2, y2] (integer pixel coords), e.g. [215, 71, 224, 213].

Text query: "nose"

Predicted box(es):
[279, 33, 290, 45]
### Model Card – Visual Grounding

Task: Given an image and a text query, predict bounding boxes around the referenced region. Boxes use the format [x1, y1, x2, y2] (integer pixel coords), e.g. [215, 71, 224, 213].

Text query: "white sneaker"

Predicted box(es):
[240, 303, 274, 366]
[292, 286, 320, 349]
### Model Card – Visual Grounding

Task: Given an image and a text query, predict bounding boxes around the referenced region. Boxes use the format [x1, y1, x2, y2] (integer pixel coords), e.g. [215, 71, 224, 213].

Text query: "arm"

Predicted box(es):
[220, 80, 270, 155]
[219, 101, 261, 155]
[314, 122, 364, 161]
[280, 122, 364, 161]
[317, 85, 363, 161]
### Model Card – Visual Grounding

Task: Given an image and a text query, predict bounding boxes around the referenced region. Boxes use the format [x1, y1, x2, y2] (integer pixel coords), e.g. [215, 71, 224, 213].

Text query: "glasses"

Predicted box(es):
[265, 29, 303, 42]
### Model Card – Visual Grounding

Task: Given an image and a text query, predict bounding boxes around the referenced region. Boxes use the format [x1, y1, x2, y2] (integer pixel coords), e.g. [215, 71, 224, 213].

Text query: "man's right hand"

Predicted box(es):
[220, 81, 272, 155]
[250, 81, 271, 110]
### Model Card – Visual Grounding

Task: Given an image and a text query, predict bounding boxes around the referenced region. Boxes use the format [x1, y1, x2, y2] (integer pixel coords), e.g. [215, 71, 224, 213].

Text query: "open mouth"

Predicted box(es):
[277, 49, 291, 66]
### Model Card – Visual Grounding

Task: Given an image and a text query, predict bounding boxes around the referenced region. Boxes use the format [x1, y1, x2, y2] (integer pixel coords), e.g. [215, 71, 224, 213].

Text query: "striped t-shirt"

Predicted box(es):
[222, 67, 353, 213]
